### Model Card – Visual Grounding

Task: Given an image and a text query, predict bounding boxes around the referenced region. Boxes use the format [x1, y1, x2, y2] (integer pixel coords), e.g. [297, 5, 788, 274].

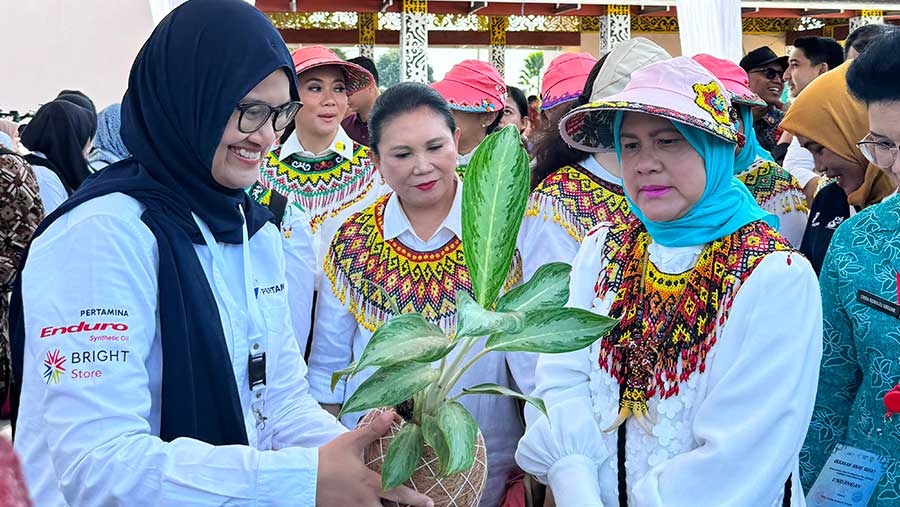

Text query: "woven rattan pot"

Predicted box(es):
[358, 407, 488, 507]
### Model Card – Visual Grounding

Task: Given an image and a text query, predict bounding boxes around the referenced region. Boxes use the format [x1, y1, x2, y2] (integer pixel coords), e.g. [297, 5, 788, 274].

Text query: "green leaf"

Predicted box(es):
[496, 262, 572, 313]
[354, 314, 453, 373]
[456, 290, 526, 339]
[486, 307, 618, 353]
[330, 361, 358, 392]
[435, 401, 478, 475]
[462, 124, 531, 309]
[382, 423, 424, 490]
[460, 383, 547, 418]
[339, 362, 439, 418]
[421, 414, 451, 476]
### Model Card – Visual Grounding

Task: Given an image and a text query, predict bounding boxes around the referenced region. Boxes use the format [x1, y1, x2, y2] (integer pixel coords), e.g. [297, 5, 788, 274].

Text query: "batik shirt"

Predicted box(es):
[0, 152, 43, 393]
[801, 195, 900, 503]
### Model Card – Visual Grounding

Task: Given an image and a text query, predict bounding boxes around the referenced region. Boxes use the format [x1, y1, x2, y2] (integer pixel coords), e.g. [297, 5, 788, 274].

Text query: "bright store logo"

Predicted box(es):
[42, 349, 67, 384]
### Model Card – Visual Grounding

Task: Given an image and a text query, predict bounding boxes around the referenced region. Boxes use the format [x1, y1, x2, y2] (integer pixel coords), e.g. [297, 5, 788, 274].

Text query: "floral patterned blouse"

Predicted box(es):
[801, 195, 900, 504]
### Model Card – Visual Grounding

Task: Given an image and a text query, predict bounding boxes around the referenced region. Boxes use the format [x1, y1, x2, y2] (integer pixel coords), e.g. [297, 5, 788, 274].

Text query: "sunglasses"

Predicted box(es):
[749, 68, 784, 81]
[236, 101, 303, 134]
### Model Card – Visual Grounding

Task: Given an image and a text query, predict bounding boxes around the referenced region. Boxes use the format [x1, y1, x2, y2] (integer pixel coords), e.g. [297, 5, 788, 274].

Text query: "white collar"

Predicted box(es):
[279, 126, 354, 161]
[383, 178, 463, 242]
[457, 149, 476, 167]
[579, 155, 621, 185]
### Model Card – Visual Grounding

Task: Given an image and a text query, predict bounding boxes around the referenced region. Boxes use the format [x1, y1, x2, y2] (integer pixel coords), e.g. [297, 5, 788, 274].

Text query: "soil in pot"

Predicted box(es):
[358, 407, 488, 507]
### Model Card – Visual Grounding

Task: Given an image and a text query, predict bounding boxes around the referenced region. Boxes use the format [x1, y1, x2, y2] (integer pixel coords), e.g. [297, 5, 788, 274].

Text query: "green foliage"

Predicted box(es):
[339, 362, 438, 418]
[461, 125, 531, 308]
[376, 49, 436, 88]
[459, 383, 546, 418]
[382, 423, 424, 489]
[517, 52, 545, 97]
[330, 47, 349, 60]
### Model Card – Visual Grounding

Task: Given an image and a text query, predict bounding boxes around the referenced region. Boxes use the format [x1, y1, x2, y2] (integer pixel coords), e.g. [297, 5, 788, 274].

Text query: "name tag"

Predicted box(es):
[857, 290, 900, 319]
[806, 444, 888, 507]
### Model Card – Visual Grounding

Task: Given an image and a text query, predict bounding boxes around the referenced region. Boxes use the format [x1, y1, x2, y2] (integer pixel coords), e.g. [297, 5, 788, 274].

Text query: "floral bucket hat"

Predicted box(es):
[290, 45, 373, 95]
[431, 60, 507, 113]
[560, 56, 740, 152]
[692, 53, 766, 108]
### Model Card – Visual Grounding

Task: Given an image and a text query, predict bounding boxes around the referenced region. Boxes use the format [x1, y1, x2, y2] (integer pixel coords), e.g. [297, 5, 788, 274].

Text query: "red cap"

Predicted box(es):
[431, 60, 506, 113]
[541, 52, 597, 110]
[692, 53, 766, 108]
[290, 46, 373, 95]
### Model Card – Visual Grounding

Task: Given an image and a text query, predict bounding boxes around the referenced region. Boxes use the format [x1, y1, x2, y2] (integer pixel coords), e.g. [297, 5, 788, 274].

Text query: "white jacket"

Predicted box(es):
[14, 192, 345, 507]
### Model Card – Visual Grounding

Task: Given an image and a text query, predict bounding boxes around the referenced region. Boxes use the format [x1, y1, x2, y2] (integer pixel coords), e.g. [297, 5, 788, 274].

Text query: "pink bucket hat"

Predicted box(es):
[692, 54, 766, 108]
[290, 46, 373, 95]
[541, 52, 597, 110]
[560, 56, 740, 152]
[431, 60, 507, 113]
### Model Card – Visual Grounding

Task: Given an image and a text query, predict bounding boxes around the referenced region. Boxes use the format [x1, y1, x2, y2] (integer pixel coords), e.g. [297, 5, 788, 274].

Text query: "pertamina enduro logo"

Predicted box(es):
[43, 349, 67, 384]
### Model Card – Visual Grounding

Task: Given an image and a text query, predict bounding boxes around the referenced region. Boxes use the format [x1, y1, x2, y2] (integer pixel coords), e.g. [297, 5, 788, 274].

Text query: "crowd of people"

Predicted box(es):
[0, 0, 899, 505]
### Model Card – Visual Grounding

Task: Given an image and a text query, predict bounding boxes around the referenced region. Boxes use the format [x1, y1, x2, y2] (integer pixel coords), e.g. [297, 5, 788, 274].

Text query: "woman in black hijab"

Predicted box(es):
[20, 99, 95, 194]
[8, 1, 433, 506]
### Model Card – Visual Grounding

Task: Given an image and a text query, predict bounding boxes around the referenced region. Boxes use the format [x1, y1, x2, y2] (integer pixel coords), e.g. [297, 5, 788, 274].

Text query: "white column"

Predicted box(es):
[849, 10, 884, 33]
[676, 0, 742, 61]
[489, 16, 508, 80]
[358, 12, 377, 60]
[401, 0, 429, 83]
[600, 5, 631, 55]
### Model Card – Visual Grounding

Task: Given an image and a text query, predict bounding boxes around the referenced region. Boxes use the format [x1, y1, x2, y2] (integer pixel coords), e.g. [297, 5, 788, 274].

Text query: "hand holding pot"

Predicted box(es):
[316, 411, 435, 507]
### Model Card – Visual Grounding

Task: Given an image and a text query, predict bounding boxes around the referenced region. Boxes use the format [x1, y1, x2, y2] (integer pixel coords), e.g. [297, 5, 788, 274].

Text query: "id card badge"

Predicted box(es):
[806, 444, 888, 507]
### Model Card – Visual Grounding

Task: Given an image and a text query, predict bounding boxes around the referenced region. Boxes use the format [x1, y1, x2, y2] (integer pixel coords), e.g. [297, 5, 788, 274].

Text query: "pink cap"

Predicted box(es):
[560, 57, 740, 151]
[290, 46, 373, 95]
[692, 54, 766, 107]
[541, 52, 597, 110]
[431, 60, 507, 113]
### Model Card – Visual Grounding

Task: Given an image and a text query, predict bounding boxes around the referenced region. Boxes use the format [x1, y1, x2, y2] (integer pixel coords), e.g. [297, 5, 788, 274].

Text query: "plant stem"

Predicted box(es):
[436, 346, 492, 403]
[424, 337, 479, 413]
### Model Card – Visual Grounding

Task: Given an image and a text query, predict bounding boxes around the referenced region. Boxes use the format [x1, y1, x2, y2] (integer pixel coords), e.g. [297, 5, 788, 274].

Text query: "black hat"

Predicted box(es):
[739, 46, 789, 72]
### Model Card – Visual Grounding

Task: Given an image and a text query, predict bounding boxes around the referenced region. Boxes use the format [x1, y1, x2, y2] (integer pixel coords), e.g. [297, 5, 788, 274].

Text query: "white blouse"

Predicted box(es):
[309, 181, 536, 507]
[516, 226, 823, 507]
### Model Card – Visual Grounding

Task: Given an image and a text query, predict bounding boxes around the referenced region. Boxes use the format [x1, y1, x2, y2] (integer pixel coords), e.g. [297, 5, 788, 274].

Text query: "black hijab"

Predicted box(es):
[57, 90, 98, 118]
[10, 0, 299, 446]
[20, 100, 95, 194]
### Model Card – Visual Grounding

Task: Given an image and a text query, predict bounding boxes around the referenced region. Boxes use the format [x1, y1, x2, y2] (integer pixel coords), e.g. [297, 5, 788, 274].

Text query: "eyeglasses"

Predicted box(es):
[749, 68, 784, 81]
[857, 134, 900, 169]
[236, 101, 303, 134]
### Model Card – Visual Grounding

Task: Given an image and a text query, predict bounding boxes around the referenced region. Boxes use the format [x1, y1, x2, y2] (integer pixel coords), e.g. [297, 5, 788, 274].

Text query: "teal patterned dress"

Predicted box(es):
[801, 195, 900, 505]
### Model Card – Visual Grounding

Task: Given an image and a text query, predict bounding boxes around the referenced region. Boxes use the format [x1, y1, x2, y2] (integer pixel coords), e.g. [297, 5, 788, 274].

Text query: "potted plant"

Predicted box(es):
[330, 125, 618, 507]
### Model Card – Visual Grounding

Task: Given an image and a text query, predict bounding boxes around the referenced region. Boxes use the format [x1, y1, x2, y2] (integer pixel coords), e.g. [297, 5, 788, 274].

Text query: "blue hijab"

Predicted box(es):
[88, 104, 130, 168]
[733, 105, 774, 174]
[614, 112, 777, 247]
[10, 0, 298, 446]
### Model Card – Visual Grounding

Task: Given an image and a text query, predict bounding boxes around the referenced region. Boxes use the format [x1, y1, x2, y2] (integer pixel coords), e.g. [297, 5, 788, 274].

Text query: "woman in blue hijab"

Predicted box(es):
[516, 57, 822, 507]
[88, 103, 131, 171]
[8, 2, 433, 506]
